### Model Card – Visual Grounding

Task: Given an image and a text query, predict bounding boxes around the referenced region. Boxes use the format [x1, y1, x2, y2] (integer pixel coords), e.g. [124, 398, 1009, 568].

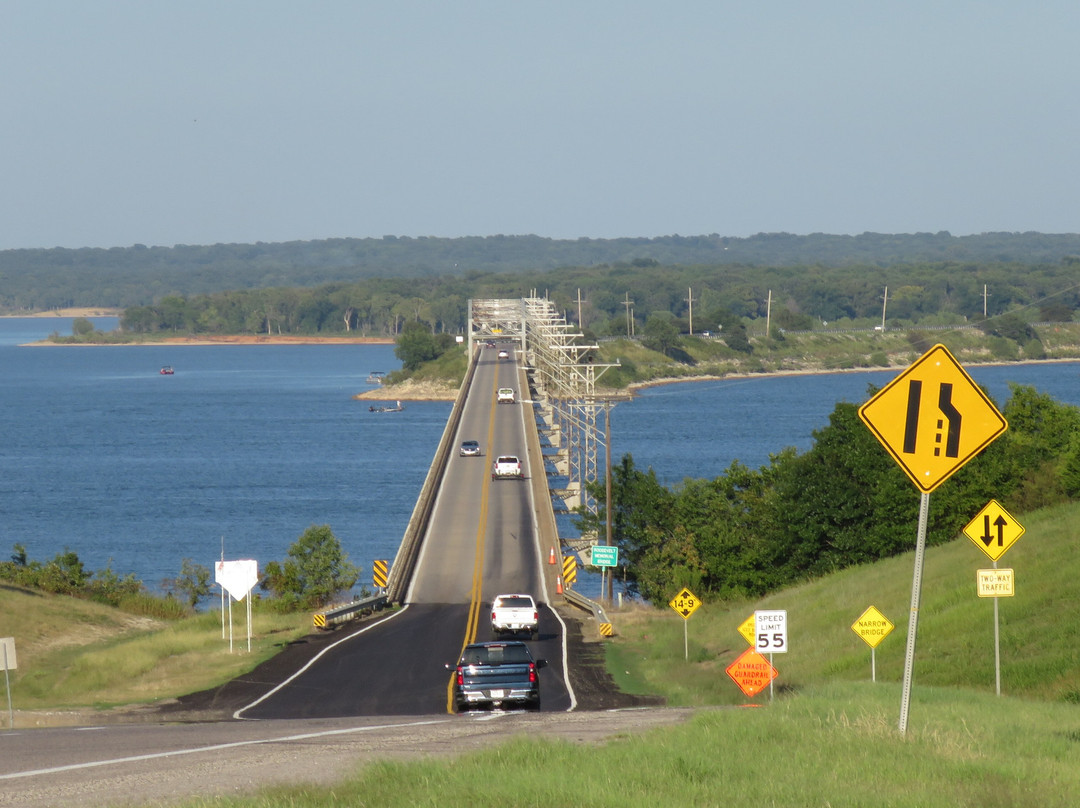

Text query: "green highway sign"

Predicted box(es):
[590, 545, 619, 567]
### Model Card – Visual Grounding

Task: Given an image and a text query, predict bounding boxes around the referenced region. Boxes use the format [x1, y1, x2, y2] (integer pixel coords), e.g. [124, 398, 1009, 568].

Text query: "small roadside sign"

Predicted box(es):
[755, 609, 788, 653]
[977, 568, 1015, 598]
[858, 344, 1007, 493]
[590, 545, 619, 568]
[0, 638, 15, 671]
[725, 647, 778, 698]
[669, 587, 701, 620]
[851, 606, 895, 649]
[737, 613, 756, 646]
[963, 501, 1024, 562]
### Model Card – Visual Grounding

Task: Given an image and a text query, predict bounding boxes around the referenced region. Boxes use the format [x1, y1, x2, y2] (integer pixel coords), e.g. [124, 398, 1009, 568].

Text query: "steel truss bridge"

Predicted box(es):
[468, 298, 619, 546]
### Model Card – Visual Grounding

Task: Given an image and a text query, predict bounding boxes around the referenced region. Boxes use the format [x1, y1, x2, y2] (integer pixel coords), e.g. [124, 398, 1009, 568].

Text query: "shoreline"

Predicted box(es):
[23, 334, 396, 346]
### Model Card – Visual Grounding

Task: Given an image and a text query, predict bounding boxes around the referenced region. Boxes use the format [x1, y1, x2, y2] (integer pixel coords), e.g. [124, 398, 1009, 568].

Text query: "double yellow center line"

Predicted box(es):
[446, 368, 504, 711]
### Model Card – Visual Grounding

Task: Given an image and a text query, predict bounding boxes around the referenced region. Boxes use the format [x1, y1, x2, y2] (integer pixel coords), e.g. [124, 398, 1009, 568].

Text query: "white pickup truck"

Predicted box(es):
[491, 455, 524, 480]
[490, 593, 539, 639]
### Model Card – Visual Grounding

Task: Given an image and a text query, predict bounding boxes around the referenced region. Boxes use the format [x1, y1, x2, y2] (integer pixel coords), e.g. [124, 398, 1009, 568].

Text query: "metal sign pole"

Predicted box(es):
[899, 492, 931, 735]
[683, 619, 688, 661]
[3, 645, 12, 729]
[993, 560, 1001, 696]
[871, 648, 876, 683]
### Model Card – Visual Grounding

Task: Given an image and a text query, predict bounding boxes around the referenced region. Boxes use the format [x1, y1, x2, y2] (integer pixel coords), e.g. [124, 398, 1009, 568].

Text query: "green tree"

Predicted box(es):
[261, 525, 360, 610]
[72, 317, 95, 336]
[640, 315, 681, 357]
[395, 321, 441, 370]
[172, 559, 212, 609]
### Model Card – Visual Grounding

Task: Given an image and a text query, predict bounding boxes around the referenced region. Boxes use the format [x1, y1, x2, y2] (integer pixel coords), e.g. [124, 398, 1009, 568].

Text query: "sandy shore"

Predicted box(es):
[1, 307, 123, 318]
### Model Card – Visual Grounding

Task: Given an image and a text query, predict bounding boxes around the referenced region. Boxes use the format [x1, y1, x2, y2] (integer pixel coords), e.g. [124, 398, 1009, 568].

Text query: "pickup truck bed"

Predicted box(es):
[450, 641, 544, 712]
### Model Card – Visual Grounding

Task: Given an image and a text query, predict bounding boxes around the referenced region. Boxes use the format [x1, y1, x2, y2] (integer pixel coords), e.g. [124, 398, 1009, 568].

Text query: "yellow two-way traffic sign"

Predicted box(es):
[963, 500, 1025, 562]
[858, 344, 1007, 493]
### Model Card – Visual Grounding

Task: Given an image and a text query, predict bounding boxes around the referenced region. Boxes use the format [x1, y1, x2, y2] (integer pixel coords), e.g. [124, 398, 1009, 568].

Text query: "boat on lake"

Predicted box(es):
[368, 401, 404, 413]
[160, 366, 175, 375]
[366, 371, 387, 384]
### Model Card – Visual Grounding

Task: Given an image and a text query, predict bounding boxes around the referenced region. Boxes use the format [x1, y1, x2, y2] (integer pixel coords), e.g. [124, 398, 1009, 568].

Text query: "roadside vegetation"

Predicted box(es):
[0, 524, 358, 713]
[15, 497, 1075, 803]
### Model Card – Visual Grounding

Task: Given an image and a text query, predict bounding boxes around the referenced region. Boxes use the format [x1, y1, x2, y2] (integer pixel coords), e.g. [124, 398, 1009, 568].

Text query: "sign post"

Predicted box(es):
[859, 344, 1007, 734]
[1, 637, 16, 728]
[964, 501, 1024, 696]
[669, 587, 701, 660]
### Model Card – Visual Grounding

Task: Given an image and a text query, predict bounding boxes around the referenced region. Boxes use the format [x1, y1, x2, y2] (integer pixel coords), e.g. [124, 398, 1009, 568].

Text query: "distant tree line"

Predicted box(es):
[577, 385, 1080, 606]
[4, 231, 1080, 311]
[100, 257, 1080, 341]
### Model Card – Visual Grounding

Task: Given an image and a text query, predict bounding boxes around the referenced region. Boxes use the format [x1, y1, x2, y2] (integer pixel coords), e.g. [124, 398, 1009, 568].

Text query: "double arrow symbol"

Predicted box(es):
[979, 514, 1008, 548]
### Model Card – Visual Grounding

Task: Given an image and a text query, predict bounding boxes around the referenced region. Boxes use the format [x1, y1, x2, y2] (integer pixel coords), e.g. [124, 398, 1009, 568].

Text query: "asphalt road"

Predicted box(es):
[0, 344, 642, 805]
[237, 343, 569, 719]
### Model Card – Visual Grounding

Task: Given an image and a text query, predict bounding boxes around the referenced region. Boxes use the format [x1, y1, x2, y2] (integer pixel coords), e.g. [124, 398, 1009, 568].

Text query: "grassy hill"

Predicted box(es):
[606, 498, 1080, 707]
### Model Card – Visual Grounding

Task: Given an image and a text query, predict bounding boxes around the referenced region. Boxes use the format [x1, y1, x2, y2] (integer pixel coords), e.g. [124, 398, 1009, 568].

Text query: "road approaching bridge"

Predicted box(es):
[238, 341, 572, 718]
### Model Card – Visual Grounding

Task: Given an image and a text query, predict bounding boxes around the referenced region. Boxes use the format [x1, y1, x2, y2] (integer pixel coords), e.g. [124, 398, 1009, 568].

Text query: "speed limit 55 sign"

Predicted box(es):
[755, 610, 788, 653]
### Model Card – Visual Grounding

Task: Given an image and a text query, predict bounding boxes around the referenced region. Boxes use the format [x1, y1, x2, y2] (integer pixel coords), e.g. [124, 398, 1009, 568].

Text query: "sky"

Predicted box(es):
[3, 1, 1079, 250]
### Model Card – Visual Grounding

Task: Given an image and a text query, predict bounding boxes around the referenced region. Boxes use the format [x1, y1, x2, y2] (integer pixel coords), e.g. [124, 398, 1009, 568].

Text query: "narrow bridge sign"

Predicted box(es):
[858, 344, 1007, 493]
[851, 606, 895, 649]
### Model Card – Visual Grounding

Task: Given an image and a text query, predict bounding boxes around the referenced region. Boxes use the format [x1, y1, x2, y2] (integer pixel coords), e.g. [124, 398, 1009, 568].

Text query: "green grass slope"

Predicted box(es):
[606, 499, 1080, 707]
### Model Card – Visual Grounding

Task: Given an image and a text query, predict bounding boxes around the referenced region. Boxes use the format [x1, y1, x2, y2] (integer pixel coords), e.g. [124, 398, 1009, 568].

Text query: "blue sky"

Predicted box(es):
[3, 2, 1078, 249]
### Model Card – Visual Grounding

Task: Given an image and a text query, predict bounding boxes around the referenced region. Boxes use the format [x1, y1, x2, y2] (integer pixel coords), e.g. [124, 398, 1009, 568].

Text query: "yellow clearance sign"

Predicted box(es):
[963, 500, 1025, 562]
[669, 588, 701, 620]
[858, 344, 1007, 493]
[851, 605, 895, 649]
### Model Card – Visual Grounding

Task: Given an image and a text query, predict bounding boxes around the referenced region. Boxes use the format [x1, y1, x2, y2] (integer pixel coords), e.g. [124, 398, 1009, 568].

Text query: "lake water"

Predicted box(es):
[5, 317, 1080, 601]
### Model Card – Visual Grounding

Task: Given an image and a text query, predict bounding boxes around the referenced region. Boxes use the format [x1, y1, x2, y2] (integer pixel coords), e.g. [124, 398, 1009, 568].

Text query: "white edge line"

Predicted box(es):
[0, 718, 449, 781]
[522, 403, 577, 712]
[233, 606, 411, 719]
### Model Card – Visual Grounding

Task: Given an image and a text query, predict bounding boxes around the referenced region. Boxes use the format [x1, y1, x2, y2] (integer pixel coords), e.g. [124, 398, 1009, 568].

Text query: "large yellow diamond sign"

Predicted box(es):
[858, 344, 1007, 493]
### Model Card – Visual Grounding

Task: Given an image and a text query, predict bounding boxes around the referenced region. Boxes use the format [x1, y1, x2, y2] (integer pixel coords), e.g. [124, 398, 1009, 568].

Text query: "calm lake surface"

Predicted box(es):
[5, 317, 1080, 601]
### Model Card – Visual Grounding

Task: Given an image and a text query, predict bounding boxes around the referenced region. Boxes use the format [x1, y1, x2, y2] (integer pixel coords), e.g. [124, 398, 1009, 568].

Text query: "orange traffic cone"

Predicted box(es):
[556, 575, 563, 595]
[548, 546, 556, 564]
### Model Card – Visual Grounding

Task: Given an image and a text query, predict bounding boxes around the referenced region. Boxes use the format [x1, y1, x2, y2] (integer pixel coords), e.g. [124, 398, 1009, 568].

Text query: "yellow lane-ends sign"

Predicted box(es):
[858, 344, 1007, 493]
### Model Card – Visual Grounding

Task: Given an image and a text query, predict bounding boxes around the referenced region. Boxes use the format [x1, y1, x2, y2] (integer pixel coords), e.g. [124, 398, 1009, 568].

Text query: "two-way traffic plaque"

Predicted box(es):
[858, 344, 1007, 493]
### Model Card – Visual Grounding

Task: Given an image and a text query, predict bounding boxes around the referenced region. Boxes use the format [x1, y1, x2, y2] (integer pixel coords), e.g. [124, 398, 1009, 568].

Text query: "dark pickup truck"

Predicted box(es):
[448, 641, 545, 712]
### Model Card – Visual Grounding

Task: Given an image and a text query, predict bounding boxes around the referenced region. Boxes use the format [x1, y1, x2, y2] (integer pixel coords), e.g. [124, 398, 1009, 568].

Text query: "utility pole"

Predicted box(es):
[881, 286, 888, 332]
[983, 284, 990, 318]
[685, 287, 696, 335]
[604, 401, 613, 604]
[622, 292, 634, 337]
[576, 288, 585, 329]
[766, 289, 772, 337]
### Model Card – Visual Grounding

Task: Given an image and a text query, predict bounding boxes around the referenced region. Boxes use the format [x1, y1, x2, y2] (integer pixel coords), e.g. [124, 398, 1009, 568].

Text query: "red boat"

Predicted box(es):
[160, 366, 175, 375]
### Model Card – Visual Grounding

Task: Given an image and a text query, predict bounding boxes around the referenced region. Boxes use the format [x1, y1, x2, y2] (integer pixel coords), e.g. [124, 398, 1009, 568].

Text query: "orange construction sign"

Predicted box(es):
[725, 647, 778, 698]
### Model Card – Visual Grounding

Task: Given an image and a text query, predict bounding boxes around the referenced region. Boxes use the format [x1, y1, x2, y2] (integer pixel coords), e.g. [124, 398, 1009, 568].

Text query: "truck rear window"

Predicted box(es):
[462, 645, 532, 665]
[494, 596, 533, 609]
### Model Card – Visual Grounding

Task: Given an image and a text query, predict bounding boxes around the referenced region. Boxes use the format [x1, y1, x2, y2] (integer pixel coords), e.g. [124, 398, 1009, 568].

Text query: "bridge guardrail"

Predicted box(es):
[562, 587, 616, 638]
[313, 594, 388, 630]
